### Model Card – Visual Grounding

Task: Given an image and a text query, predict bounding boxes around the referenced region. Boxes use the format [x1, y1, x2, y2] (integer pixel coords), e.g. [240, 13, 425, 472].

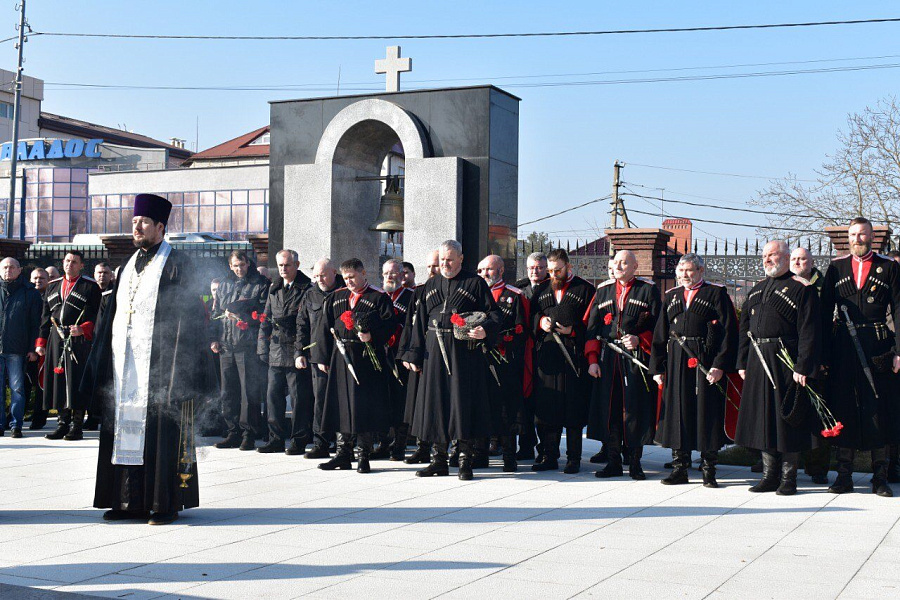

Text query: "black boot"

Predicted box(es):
[45, 421, 70, 440]
[531, 428, 560, 472]
[749, 451, 782, 492]
[319, 434, 354, 470]
[390, 425, 409, 461]
[663, 449, 677, 469]
[472, 438, 490, 469]
[596, 431, 624, 478]
[215, 433, 242, 449]
[304, 442, 331, 459]
[239, 435, 256, 451]
[458, 440, 474, 481]
[776, 452, 799, 496]
[629, 445, 646, 480]
[701, 451, 719, 488]
[501, 435, 517, 472]
[564, 427, 582, 474]
[872, 447, 894, 497]
[29, 411, 47, 430]
[887, 445, 900, 484]
[405, 439, 431, 464]
[828, 447, 855, 494]
[369, 438, 393, 461]
[257, 439, 285, 453]
[357, 447, 372, 474]
[64, 411, 84, 441]
[589, 444, 608, 464]
[82, 414, 100, 431]
[662, 450, 690, 485]
[416, 443, 449, 477]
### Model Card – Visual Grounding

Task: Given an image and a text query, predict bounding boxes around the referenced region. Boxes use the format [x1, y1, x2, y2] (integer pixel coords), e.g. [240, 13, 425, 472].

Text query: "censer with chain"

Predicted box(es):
[177, 399, 196, 488]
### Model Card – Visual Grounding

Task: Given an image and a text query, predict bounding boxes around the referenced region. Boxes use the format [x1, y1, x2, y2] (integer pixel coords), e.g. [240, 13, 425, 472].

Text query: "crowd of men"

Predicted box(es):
[4, 205, 899, 525]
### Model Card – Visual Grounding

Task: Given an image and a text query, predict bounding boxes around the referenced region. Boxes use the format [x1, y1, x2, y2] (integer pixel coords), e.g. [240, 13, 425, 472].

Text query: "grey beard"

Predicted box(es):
[764, 263, 788, 277]
[850, 243, 871, 257]
[383, 282, 400, 293]
[482, 275, 500, 287]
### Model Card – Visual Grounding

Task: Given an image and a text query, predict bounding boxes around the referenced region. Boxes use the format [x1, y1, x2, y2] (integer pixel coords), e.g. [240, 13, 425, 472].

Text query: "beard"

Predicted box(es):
[764, 260, 787, 277]
[133, 234, 155, 249]
[850, 241, 871, 257]
[482, 274, 500, 287]
[550, 275, 567, 291]
[383, 280, 400, 293]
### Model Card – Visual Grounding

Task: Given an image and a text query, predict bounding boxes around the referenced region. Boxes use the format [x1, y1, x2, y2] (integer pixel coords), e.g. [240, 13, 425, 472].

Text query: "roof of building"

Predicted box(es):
[184, 126, 269, 164]
[38, 112, 193, 160]
[570, 236, 610, 256]
[662, 218, 692, 226]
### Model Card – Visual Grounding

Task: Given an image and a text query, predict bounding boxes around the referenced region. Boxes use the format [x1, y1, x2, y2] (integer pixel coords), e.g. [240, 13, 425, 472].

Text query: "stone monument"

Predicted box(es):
[268, 49, 520, 275]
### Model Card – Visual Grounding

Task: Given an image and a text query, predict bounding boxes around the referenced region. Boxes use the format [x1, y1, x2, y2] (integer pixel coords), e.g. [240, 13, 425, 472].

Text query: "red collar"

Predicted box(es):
[389, 288, 404, 301]
[852, 250, 874, 263]
[684, 280, 704, 291]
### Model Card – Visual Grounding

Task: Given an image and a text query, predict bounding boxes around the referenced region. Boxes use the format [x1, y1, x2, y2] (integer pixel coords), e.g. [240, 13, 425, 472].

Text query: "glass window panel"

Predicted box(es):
[70, 169, 88, 183]
[70, 198, 86, 211]
[184, 192, 199, 205]
[168, 192, 184, 206]
[183, 206, 198, 231]
[249, 205, 265, 231]
[25, 182, 37, 198]
[25, 213, 35, 237]
[106, 209, 120, 234]
[107, 195, 121, 209]
[54, 169, 71, 183]
[200, 191, 215, 206]
[39, 183, 52, 197]
[216, 191, 231, 205]
[215, 206, 231, 231]
[53, 211, 69, 236]
[231, 190, 248, 205]
[38, 198, 52, 210]
[70, 183, 87, 198]
[121, 194, 134, 208]
[120, 211, 132, 234]
[169, 206, 183, 232]
[70, 212, 86, 237]
[38, 213, 51, 235]
[91, 212, 104, 234]
[25, 198, 36, 211]
[91, 195, 105, 209]
[38, 169, 53, 183]
[53, 198, 70, 211]
[249, 190, 265, 204]
[53, 183, 71, 197]
[231, 205, 247, 231]
[199, 207, 214, 231]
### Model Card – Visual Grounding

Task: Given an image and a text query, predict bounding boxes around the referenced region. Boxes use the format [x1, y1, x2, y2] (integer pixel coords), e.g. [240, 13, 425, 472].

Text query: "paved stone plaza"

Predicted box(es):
[1, 431, 899, 600]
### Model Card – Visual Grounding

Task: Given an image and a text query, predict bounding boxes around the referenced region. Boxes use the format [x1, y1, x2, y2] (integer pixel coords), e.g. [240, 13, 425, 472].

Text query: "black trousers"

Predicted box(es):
[310, 366, 334, 449]
[266, 366, 313, 443]
[519, 398, 538, 453]
[24, 358, 45, 423]
[220, 350, 266, 439]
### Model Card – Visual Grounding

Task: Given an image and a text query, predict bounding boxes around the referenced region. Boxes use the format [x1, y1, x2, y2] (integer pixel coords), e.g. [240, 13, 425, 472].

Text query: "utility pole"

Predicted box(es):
[9, 0, 29, 240]
[609, 160, 630, 229]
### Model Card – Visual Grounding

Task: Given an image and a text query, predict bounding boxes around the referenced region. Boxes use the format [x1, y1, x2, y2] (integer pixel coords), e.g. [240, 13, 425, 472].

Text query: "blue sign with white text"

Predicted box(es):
[0, 138, 103, 161]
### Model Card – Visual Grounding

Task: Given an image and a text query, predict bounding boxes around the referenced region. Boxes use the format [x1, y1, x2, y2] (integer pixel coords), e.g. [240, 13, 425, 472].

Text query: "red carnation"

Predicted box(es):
[251, 311, 259, 320]
[514, 324, 524, 335]
[236, 320, 250, 331]
[822, 422, 844, 438]
[603, 313, 613, 326]
[503, 334, 514, 342]
[339, 310, 355, 330]
[258, 313, 267, 323]
[450, 313, 466, 327]
[53, 366, 64, 374]
[498, 346, 507, 357]
[687, 358, 699, 369]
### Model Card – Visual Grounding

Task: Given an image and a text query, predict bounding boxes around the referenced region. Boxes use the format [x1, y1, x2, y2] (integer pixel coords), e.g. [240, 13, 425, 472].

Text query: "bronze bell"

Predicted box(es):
[370, 176, 404, 234]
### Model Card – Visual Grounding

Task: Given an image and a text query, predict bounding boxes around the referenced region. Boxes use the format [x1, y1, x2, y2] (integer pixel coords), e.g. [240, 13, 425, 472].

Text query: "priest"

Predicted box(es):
[401, 240, 502, 480]
[82, 194, 204, 525]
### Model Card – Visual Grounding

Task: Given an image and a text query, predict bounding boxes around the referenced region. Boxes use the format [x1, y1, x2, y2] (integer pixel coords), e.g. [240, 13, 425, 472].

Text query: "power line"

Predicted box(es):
[621, 191, 829, 219]
[626, 207, 825, 233]
[11, 18, 900, 44]
[622, 182, 754, 206]
[627, 162, 820, 182]
[517, 195, 611, 228]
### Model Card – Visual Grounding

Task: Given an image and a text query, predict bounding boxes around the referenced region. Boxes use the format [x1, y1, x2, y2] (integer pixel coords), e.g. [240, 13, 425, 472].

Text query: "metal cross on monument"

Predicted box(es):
[375, 46, 412, 92]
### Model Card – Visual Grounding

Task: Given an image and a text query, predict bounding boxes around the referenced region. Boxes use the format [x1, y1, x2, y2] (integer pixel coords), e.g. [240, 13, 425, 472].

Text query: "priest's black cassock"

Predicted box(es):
[310, 284, 395, 439]
[401, 270, 501, 446]
[82, 242, 204, 514]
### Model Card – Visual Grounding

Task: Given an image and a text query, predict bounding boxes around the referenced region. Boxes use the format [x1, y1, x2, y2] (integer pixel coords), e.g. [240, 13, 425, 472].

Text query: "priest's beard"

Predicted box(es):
[850, 241, 871, 257]
[133, 237, 157, 249]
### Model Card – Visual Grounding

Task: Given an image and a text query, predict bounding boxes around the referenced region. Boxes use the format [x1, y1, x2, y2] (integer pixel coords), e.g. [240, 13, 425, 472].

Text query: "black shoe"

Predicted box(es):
[449, 454, 459, 468]
[874, 482, 894, 497]
[11, 428, 22, 439]
[29, 416, 47, 430]
[595, 463, 624, 478]
[629, 462, 646, 481]
[318, 455, 353, 470]
[239, 437, 256, 451]
[810, 473, 829, 485]
[749, 477, 780, 493]
[64, 428, 83, 441]
[304, 446, 331, 459]
[589, 448, 608, 464]
[563, 460, 580, 474]
[82, 417, 100, 431]
[285, 440, 303, 455]
[369, 444, 392, 461]
[215, 434, 242, 449]
[148, 512, 179, 525]
[257, 440, 285, 454]
[472, 454, 490, 469]
[416, 461, 450, 477]
[357, 458, 371, 474]
[531, 457, 559, 472]
[389, 447, 406, 461]
[661, 468, 689, 485]
[702, 472, 719, 488]
[404, 446, 431, 464]
[502, 457, 518, 472]
[828, 475, 854, 494]
[103, 509, 149, 522]
[458, 463, 474, 481]
[515, 448, 536, 461]
[45, 424, 69, 440]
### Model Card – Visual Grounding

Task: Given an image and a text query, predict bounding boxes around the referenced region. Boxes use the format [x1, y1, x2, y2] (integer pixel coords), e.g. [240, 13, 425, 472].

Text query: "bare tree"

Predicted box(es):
[754, 96, 900, 234]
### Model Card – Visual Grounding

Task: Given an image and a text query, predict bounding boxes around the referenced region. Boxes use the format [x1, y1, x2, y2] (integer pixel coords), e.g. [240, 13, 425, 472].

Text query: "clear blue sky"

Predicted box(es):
[8, 1, 900, 245]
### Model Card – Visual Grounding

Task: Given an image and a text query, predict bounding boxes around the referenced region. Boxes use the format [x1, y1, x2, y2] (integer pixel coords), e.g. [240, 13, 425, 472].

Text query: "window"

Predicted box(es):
[0, 101, 12, 120]
[248, 131, 270, 146]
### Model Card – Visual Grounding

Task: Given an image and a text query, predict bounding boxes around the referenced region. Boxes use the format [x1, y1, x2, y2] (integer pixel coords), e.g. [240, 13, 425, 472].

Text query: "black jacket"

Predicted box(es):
[258, 277, 309, 368]
[210, 263, 269, 352]
[0, 272, 42, 355]
[295, 276, 343, 360]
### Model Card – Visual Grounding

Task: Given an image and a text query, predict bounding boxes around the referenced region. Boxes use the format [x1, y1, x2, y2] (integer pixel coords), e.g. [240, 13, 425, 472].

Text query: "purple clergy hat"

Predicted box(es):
[133, 193, 172, 225]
